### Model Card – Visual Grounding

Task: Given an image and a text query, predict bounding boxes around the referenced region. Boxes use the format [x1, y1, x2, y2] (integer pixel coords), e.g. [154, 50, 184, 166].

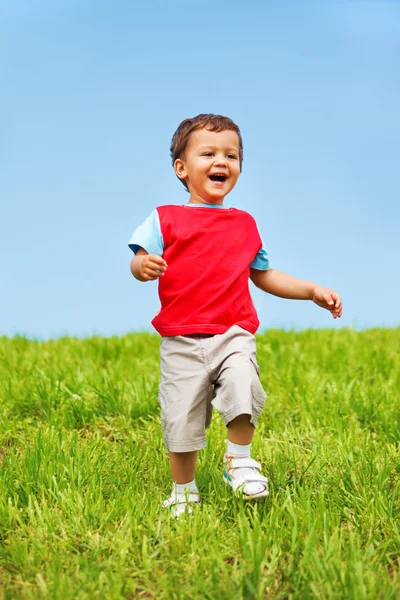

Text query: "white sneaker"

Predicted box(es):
[223, 456, 269, 499]
[162, 491, 200, 518]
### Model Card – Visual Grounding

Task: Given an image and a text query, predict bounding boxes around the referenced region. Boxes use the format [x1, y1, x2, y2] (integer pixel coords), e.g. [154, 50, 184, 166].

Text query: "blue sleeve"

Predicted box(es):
[128, 209, 164, 255]
[250, 237, 270, 270]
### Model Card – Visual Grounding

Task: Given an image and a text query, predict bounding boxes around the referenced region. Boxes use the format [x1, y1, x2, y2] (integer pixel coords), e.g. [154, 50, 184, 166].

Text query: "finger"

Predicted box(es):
[325, 294, 334, 306]
[144, 268, 164, 278]
[144, 265, 166, 277]
[141, 263, 162, 277]
[331, 292, 341, 308]
[147, 259, 167, 271]
[149, 255, 168, 267]
[146, 256, 167, 266]
[332, 307, 342, 318]
[143, 272, 159, 281]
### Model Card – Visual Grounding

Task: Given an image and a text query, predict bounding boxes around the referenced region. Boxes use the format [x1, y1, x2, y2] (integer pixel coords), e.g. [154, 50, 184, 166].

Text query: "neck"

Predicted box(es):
[188, 194, 224, 206]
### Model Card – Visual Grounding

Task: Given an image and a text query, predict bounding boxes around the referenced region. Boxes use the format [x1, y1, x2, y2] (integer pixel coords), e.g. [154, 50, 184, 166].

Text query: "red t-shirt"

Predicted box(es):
[152, 205, 262, 336]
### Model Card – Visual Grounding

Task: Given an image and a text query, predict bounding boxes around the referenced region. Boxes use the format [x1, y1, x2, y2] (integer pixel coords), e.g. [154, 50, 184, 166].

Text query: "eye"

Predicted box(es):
[202, 152, 213, 157]
[227, 154, 237, 160]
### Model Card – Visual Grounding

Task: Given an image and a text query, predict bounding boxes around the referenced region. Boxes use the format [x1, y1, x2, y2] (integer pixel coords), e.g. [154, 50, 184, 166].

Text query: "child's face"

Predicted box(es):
[174, 128, 241, 203]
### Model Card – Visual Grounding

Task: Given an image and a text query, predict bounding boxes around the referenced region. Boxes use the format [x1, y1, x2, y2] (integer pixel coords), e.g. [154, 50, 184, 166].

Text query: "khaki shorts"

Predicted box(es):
[158, 325, 267, 452]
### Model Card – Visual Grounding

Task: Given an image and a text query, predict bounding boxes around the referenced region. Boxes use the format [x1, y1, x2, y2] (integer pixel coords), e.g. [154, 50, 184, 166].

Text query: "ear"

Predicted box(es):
[174, 158, 187, 181]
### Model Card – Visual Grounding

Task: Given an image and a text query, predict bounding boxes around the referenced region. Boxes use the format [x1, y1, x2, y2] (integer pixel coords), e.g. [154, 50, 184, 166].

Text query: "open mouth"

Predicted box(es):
[209, 174, 227, 183]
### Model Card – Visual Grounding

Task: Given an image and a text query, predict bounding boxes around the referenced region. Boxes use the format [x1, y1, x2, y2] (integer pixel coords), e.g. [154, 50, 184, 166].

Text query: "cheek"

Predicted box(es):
[232, 170, 240, 182]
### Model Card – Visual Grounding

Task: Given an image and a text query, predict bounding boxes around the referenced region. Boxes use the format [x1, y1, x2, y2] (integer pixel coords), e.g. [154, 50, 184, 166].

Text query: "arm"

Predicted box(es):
[250, 268, 315, 299]
[250, 267, 342, 318]
[130, 248, 168, 282]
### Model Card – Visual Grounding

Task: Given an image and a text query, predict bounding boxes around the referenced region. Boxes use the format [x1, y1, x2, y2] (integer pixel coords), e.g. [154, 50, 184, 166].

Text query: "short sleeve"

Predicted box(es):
[250, 237, 270, 270]
[128, 209, 164, 255]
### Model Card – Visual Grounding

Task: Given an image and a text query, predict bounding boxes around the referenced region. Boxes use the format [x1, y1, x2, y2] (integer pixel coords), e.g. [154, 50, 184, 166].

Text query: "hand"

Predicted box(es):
[140, 254, 168, 281]
[312, 286, 342, 319]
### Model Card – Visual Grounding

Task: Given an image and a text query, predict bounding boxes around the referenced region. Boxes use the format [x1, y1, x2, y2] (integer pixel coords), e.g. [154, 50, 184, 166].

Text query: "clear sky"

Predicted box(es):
[1, 0, 399, 339]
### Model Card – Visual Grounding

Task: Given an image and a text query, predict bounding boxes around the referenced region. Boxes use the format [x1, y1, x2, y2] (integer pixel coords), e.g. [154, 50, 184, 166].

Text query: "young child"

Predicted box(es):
[129, 114, 342, 517]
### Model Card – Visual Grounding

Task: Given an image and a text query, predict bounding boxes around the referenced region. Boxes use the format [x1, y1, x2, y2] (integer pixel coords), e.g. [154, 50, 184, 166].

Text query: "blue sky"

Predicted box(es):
[1, 0, 399, 339]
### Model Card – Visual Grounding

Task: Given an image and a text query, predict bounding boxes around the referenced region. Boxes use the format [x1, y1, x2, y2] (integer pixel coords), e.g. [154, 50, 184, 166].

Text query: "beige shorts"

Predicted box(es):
[158, 325, 267, 452]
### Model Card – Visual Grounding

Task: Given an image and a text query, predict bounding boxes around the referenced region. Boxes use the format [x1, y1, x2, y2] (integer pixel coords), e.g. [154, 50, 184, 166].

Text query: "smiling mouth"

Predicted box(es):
[209, 174, 227, 183]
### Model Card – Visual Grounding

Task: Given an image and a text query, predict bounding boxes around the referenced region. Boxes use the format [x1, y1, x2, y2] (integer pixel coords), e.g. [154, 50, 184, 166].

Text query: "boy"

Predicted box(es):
[129, 114, 342, 517]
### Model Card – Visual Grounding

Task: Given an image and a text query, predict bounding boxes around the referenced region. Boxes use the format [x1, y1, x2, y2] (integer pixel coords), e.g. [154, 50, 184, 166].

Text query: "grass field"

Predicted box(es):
[0, 329, 399, 599]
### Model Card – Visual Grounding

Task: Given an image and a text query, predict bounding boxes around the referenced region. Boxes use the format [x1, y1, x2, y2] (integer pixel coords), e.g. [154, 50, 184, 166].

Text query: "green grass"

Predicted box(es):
[0, 329, 399, 599]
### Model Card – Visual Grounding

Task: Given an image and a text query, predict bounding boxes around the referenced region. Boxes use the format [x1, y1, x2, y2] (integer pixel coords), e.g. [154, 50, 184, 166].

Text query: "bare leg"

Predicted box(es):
[227, 414, 255, 445]
[169, 451, 198, 484]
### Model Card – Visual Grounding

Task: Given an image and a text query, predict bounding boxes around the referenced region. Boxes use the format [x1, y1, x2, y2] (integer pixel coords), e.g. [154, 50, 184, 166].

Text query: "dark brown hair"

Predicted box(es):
[170, 114, 243, 191]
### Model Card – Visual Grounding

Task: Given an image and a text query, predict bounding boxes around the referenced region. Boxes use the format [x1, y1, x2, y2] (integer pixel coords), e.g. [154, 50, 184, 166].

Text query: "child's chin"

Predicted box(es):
[207, 186, 228, 198]
[208, 193, 225, 202]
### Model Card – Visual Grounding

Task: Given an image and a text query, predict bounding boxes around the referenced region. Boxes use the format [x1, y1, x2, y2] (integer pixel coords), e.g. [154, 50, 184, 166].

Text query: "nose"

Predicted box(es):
[213, 153, 228, 166]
